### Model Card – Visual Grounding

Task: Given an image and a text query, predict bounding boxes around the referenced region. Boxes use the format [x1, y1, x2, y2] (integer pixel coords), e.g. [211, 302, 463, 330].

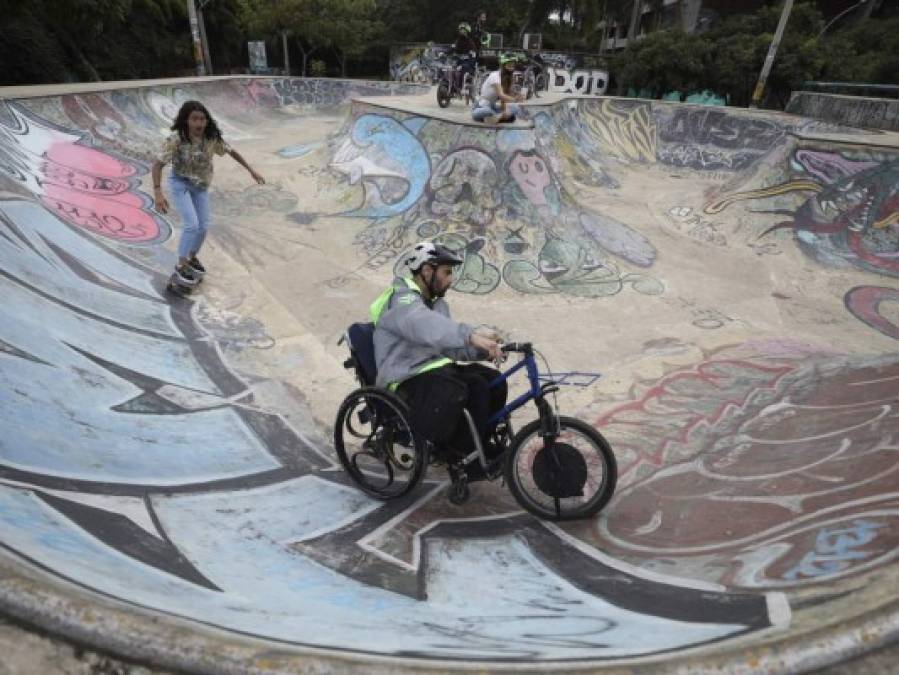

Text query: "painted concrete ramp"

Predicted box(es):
[0, 76, 897, 673]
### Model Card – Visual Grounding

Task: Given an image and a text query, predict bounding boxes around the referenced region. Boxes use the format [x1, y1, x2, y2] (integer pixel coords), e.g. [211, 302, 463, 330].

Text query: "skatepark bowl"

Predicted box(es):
[0, 75, 897, 674]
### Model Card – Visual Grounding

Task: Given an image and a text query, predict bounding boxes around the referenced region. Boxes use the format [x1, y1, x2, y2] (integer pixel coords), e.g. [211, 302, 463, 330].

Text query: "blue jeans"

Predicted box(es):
[169, 175, 211, 259]
[471, 99, 518, 122]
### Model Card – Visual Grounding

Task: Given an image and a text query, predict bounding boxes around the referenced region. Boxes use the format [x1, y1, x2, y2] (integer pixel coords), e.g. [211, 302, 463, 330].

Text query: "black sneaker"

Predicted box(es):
[187, 256, 206, 278]
[174, 263, 199, 287]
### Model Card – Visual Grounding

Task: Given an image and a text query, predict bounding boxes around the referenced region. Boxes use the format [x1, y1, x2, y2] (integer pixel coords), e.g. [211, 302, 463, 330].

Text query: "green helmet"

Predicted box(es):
[499, 52, 518, 66]
[458, 22, 471, 34]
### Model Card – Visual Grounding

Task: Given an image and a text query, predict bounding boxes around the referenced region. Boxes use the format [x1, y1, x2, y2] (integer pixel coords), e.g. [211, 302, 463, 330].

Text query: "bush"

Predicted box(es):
[609, 2, 899, 108]
[612, 29, 712, 98]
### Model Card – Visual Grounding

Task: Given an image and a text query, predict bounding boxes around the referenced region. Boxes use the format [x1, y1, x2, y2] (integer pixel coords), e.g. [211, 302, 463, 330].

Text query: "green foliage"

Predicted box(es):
[612, 2, 898, 107]
[309, 59, 327, 77]
[0, 12, 70, 85]
[322, 0, 383, 72]
[817, 13, 899, 85]
[612, 29, 710, 99]
[2, 0, 896, 96]
[0, 0, 196, 84]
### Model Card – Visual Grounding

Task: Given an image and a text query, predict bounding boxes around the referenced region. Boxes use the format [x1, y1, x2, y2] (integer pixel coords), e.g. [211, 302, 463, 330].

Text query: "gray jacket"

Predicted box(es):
[372, 276, 483, 387]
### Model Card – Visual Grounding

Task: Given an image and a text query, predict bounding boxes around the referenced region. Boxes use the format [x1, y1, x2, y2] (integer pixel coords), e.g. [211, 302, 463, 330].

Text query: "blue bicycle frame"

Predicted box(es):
[485, 343, 554, 429]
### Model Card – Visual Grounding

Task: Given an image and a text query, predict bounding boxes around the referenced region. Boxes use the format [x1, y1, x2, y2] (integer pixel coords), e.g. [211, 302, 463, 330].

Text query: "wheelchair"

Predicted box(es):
[334, 323, 618, 520]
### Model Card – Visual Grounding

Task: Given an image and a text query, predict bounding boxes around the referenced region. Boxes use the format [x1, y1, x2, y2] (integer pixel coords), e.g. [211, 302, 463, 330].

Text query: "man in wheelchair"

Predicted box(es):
[371, 242, 507, 480]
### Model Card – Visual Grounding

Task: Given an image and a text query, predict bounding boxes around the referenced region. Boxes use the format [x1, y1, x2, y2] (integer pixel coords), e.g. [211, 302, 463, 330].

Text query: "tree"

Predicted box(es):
[242, 0, 379, 76]
[320, 0, 382, 77]
[817, 10, 899, 85]
[612, 28, 711, 97]
[0, 0, 196, 85]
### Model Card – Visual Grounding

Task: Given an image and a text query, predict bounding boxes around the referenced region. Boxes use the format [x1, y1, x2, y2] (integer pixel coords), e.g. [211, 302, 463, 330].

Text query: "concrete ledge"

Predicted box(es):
[786, 91, 899, 132]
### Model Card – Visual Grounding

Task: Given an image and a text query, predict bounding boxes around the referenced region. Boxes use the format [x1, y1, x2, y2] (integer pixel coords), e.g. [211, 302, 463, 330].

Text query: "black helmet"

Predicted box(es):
[404, 241, 464, 273]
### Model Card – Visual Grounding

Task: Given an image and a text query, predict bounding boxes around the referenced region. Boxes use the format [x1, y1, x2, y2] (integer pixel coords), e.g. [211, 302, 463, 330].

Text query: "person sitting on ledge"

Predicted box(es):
[471, 52, 523, 124]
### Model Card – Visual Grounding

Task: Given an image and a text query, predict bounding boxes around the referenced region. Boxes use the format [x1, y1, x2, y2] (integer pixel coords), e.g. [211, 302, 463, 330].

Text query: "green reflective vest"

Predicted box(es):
[370, 276, 453, 389]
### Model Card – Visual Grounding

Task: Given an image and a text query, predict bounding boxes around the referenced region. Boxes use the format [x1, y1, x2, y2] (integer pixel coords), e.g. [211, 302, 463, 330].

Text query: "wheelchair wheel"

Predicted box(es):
[505, 416, 617, 521]
[334, 387, 428, 500]
[436, 81, 451, 108]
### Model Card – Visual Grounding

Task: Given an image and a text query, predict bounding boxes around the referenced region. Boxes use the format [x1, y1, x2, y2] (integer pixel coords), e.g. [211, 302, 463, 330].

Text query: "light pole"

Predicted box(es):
[186, 0, 206, 75]
[198, 0, 214, 75]
[750, 0, 794, 109]
[817, 0, 868, 39]
[627, 0, 642, 42]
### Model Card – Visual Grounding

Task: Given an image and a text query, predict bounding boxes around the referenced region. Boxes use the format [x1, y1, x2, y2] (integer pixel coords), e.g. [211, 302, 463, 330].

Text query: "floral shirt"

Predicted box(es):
[157, 133, 231, 188]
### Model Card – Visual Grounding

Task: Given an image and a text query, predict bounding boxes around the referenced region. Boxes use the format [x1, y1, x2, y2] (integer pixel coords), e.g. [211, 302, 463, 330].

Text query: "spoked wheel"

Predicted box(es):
[462, 75, 473, 106]
[436, 81, 451, 108]
[505, 416, 617, 520]
[334, 387, 428, 499]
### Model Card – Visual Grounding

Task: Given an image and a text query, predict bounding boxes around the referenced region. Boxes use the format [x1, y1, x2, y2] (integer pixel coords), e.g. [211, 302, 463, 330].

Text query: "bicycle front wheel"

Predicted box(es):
[436, 81, 451, 108]
[505, 416, 617, 520]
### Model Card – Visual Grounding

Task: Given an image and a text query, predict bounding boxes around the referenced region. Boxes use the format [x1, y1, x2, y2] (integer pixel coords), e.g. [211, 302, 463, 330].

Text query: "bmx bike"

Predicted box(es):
[334, 323, 617, 521]
[436, 56, 479, 108]
[511, 56, 548, 100]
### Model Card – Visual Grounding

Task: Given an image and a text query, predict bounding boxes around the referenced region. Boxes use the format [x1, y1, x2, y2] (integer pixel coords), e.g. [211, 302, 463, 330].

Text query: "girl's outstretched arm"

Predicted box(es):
[229, 149, 265, 184]
[151, 160, 170, 213]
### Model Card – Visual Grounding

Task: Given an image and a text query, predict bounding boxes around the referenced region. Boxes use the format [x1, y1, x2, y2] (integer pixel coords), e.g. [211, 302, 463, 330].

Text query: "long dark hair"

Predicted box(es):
[500, 67, 513, 92]
[170, 100, 223, 143]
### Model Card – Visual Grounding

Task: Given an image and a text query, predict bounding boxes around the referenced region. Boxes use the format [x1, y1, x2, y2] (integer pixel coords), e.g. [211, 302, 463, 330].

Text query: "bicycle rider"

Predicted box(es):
[452, 22, 478, 92]
[472, 10, 488, 59]
[371, 242, 508, 476]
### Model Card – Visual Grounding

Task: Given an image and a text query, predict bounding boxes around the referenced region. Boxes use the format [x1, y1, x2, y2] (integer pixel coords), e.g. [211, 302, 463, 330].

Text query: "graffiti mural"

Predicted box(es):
[7, 73, 899, 670]
[844, 286, 899, 339]
[274, 77, 424, 106]
[581, 99, 657, 164]
[0, 191, 779, 662]
[545, 67, 609, 96]
[331, 114, 430, 219]
[655, 107, 786, 171]
[4, 80, 831, 665]
[329, 108, 662, 298]
[704, 148, 899, 338]
[567, 347, 899, 590]
[0, 101, 169, 244]
[666, 206, 727, 247]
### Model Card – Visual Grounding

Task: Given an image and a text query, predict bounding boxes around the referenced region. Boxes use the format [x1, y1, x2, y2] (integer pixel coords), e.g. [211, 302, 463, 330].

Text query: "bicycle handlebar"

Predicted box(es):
[501, 342, 532, 353]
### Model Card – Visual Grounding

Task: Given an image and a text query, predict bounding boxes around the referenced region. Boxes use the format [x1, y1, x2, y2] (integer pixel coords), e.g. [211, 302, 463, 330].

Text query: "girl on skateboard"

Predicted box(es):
[151, 100, 264, 289]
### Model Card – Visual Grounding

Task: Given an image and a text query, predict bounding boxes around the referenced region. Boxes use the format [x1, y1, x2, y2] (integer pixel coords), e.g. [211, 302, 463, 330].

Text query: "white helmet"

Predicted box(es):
[403, 242, 464, 274]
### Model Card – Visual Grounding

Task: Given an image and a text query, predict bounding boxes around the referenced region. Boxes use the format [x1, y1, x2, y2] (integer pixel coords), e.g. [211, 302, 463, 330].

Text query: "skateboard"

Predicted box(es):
[166, 268, 203, 296]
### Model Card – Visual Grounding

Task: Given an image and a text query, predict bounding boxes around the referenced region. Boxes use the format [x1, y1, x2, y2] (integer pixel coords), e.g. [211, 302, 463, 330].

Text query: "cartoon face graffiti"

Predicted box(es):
[509, 150, 551, 206]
